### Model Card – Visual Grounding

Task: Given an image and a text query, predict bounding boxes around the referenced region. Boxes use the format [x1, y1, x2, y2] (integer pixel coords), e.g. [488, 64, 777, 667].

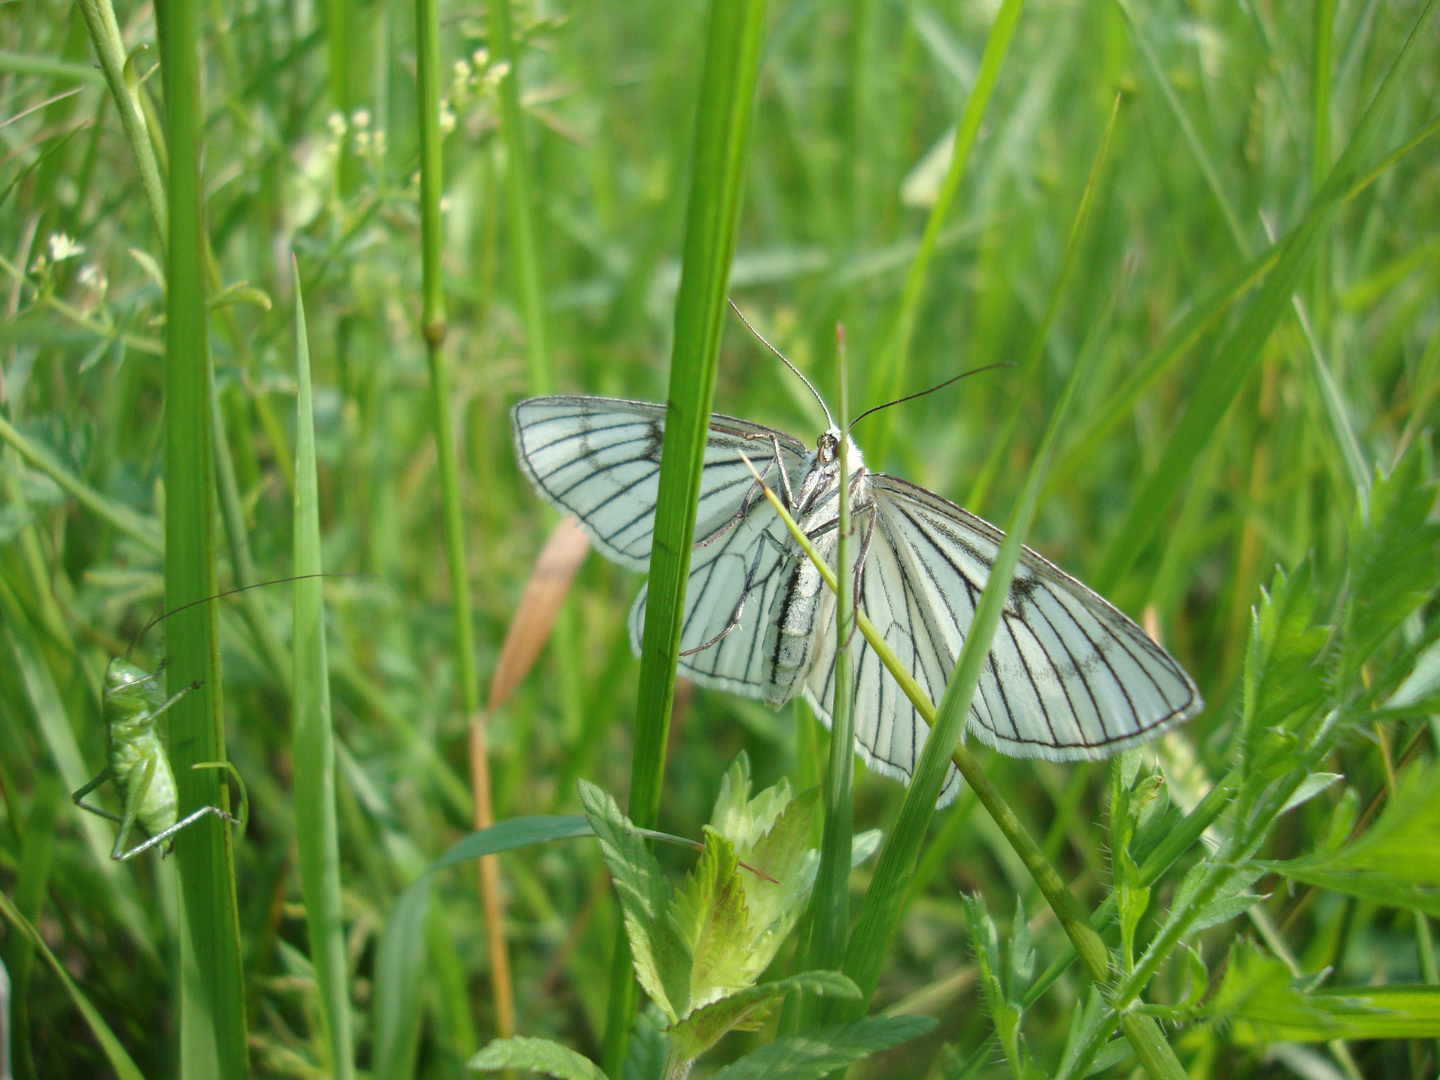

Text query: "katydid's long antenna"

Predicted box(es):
[728, 298, 835, 429]
[127, 573, 364, 657]
[849, 361, 1014, 432]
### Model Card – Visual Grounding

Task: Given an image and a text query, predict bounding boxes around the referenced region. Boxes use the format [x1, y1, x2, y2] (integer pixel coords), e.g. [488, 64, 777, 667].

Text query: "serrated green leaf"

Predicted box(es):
[669, 970, 858, 1061]
[670, 827, 752, 1012]
[622, 1005, 668, 1080]
[1263, 760, 1440, 915]
[710, 752, 794, 852]
[705, 1014, 935, 1080]
[1204, 940, 1440, 1044]
[737, 786, 819, 963]
[578, 781, 689, 1022]
[1342, 448, 1440, 687]
[468, 1036, 609, 1080]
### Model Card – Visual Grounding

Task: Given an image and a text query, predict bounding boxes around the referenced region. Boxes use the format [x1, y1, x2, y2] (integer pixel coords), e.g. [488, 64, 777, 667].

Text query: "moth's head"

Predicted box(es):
[816, 428, 864, 473]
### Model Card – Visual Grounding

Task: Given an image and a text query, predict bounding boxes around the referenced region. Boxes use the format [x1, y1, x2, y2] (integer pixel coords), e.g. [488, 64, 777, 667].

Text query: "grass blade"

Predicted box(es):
[1093, 0, 1438, 594]
[0, 892, 146, 1080]
[491, 0, 553, 393]
[870, 0, 1025, 463]
[800, 330, 854, 1028]
[158, 0, 248, 1073]
[601, 1, 770, 1070]
[291, 262, 355, 1079]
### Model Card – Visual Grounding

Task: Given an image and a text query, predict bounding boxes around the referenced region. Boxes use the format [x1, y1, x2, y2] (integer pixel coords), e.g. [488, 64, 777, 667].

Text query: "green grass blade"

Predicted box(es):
[869, 0, 1025, 464]
[801, 332, 854, 1028]
[601, 1, 769, 1071]
[291, 262, 355, 1080]
[159, 0, 248, 1074]
[0, 891, 147, 1080]
[415, 0, 501, 1044]
[967, 97, 1121, 513]
[373, 878, 432, 1080]
[839, 224, 1113, 1009]
[1093, 0, 1438, 594]
[491, 0, 553, 393]
[1116, 0, 1249, 256]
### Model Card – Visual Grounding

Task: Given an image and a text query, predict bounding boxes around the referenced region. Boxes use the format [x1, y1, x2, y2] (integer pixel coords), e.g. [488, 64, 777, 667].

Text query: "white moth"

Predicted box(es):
[512, 395, 1201, 804]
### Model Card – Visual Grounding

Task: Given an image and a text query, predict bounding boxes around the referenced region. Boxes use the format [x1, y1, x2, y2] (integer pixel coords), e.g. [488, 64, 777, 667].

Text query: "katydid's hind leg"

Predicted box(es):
[72, 769, 125, 825]
[191, 761, 249, 836]
[114, 805, 239, 860]
[110, 754, 158, 860]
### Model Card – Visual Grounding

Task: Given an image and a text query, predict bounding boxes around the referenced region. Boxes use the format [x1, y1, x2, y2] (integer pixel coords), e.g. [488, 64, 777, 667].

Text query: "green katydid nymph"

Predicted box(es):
[71, 659, 248, 860]
[70, 572, 353, 860]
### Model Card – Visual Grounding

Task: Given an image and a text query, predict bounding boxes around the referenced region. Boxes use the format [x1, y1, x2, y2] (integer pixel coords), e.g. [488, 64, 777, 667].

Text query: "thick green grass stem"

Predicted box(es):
[491, 0, 553, 394]
[601, 1, 769, 1072]
[870, 0, 1024, 464]
[802, 329, 855, 1028]
[291, 264, 355, 1080]
[416, 0, 505, 1039]
[159, 0, 248, 1075]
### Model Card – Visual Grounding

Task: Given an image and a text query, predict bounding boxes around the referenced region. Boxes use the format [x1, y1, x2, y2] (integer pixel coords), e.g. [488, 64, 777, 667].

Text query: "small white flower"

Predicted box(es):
[352, 108, 372, 130]
[327, 111, 348, 137]
[484, 60, 511, 88]
[48, 233, 86, 262]
[439, 101, 457, 135]
[471, 48, 489, 70]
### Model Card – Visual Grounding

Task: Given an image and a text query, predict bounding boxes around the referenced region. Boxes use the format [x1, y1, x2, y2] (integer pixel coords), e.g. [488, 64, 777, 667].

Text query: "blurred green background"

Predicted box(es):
[1, 0, 1437, 1075]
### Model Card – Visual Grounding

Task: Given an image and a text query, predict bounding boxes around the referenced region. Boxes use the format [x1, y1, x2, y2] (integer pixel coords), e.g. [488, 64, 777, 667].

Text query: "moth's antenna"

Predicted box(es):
[728, 299, 835, 429]
[849, 362, 1014, 432]
[126, 573, 365, 658]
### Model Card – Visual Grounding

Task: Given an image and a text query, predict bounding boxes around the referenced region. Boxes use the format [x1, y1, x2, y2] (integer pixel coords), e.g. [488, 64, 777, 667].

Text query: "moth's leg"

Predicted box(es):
[844, 505, 878, 649]
[110, 753, 157, 860]
[744, 433, 797, 511]
[696, 455, 775, 549]
[679, 534, 775, 656]
[72, 769, 124, 825]
[116, 804, 240, 860]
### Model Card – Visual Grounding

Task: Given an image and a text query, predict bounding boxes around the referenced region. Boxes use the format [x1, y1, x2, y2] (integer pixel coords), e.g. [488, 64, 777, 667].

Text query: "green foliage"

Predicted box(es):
[1200, 939, 1440, 1044]
[4, 0, 1439, 1075]
[1264, 761, 1440, 916]
[469, 1035, 609, 1080]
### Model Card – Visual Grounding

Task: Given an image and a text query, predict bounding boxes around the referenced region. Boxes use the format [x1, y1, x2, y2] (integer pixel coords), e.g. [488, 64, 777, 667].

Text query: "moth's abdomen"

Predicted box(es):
[761, 555, 827, 707]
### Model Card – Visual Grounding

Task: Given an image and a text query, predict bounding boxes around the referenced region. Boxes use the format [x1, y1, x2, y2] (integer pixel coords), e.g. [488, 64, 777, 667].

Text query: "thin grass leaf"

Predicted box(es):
[870, 0, 1024, 463]
[0, 892, 147, 1080]
[372, 877, 432, 1080]
[603, 1, 769, 1070]
[491, 0, 552, 394]
[838, 113, 1122, 1009]
[291, 261, 354, 1079]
